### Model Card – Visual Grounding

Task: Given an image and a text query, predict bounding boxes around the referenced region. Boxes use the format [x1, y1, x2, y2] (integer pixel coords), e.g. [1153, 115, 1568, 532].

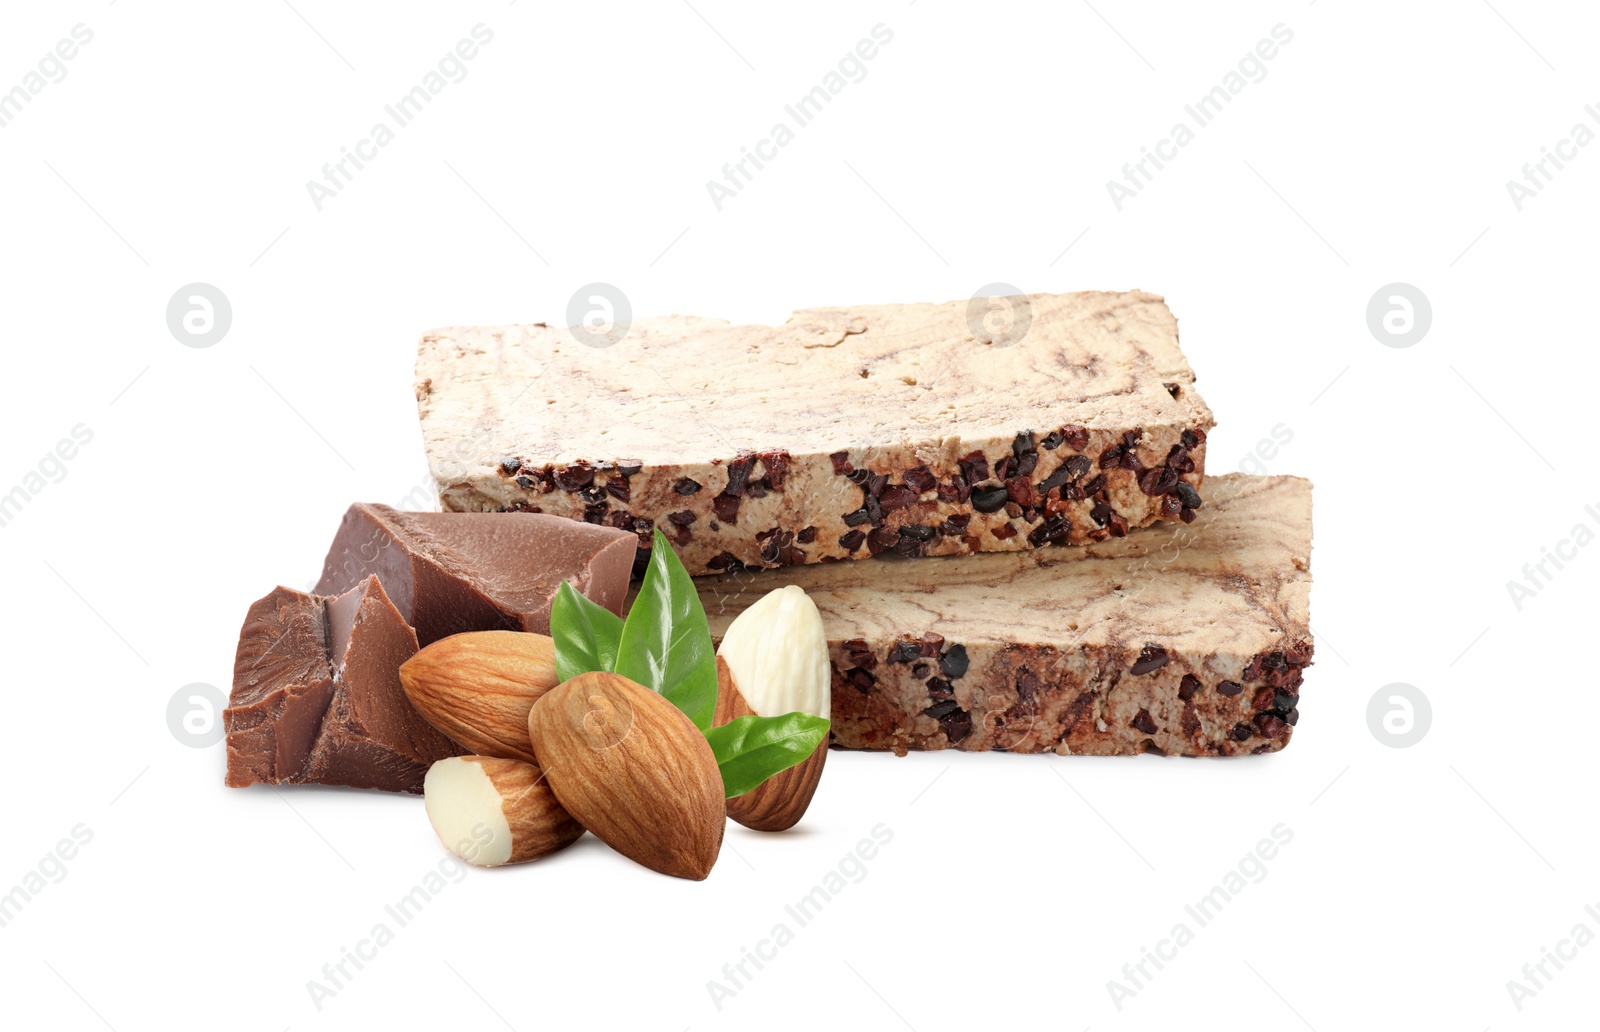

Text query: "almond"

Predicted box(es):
[527, 671, 724, 880]
[715, 658, 827, 832]
[424, 755, 583, 866]
[399, 631, 559, 764]
[713, 585, 831, 832]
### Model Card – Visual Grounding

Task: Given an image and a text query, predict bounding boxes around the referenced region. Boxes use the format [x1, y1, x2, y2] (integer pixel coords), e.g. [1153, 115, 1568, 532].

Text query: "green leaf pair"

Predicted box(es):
[550, 529, 830, 799]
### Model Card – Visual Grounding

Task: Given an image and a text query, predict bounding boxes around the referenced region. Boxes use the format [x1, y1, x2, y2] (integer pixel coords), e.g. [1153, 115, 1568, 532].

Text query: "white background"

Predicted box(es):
[1, 1, 1594, 1029]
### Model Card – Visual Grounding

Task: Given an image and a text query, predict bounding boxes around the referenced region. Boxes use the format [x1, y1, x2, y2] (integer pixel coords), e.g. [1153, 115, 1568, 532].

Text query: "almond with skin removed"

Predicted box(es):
[400, 631, 559, 764]
[424, 755, 583, 866]
[528, 671, 724, 880]
[714, 584, 831, 832]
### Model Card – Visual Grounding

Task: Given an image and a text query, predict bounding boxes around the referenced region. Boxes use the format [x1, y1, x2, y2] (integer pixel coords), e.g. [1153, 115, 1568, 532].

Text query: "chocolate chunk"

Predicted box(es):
[899, 524, 937, 542]
[846, 667, 876, 693]
[1038, 465, 1072, 495]
[1284, 708, 1300, 727]
[1161, 495, 1183, 519]
[994, 455, 1017, 480]
[673, 478, 702, 495]
[971, 486, 1010, 513]
[1122, 429, 1143, 450]
[829, 450, 853, 476]
[867, 526, 900, 554]
[605, 478, 631, 503]
[1175, 481, 1203, 510]
[1061, 425, 1090, 451]
[926, 677, 954, 699]
[1272, 691, 1298, 714]
[992, 523, 1018, 540]
[666, 510, 696, 526]
[1243, 655, 1266, 681]
[1217, 681, 1243, 697]
[846, 467, 873, 487]
[1107, 511, 1129, 537]
[225, 577, 459, 793]
[706, 551, 746, 572]
[838, 529, 867, 552]
[1016, 451, 1038, 477]
[924, 699, 960, 720]
[1180, 507, 1197, 524]
[499, 457, 521, 475]
[1027, 513, 1070, 547]
[315, 503, 635, 644]
[1081, 473, 1107, 496]
[1163, 381, 1180, 398]
[1164, 445, 1194, 473]
[1178, 674, 1201, 701]
[1142, 740, 1168, 756]
[1181, 428, 1207, 450]
[514, 475, 538, 491]
[843, 507, 873, 527]
[903, 466, 937, 495]
[879, 484, 918, 511]
[939, 513, 971, 536]
[1131, 709, 1158, 735]
[615, 460, 643, 477]
[1090, 500, 1114, 527]
[797, 526, 817, 544]
[919, 632, 945, 657]
[1253, 688, 1278, 713]
[940, 644, 970, 679]
[1231, 722, 1254, 741]
[1041, 430, 1065, 450]
[554, 464, 595, 492]
[1130, 643, 1170, 675]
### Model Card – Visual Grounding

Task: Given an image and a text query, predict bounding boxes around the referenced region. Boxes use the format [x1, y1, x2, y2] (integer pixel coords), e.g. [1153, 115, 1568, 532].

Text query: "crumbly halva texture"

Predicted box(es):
[691, 475, 1312, 757]
[416, 290, 1214, 577]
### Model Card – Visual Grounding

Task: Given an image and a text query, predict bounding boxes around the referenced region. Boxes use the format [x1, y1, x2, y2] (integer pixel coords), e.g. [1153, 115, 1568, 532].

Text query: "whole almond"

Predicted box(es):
[527, 671, 724, 880]
[400, 631, 559, 764]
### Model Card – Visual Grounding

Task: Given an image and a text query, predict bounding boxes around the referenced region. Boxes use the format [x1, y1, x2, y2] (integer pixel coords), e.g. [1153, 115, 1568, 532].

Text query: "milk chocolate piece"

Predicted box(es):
[224, 576, 460, 793]
[692, 474, 1312, 757]
[314, 503, 637, 645]
[416, 290, 1214, 575]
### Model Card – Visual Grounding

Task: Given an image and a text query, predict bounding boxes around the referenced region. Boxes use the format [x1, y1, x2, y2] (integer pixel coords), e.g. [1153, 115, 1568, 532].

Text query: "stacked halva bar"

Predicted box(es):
[417, 290, 1312, 756]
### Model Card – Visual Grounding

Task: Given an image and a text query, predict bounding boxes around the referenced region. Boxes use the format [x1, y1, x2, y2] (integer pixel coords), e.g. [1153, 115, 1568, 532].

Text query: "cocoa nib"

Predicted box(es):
[758, 450, 790, 490]
[1062, 425, 1090, 451]
[866, 526, 900, 554]
[706, 551, 746, 572]
[1231, 722, 1254, 741]
[843, 507, 872, 527]
[1164, 445, 1194, 473]
[919, 632, 944, 657]
[1161, 495, 1183, 519]
[879, 484, 918, 511]
[673, 478, 702, 495]
[940, 644, 970, 679]
[1081, 473, 1107, 496]
[1123, 429, 1143, 450]
[1254, 713, 1289, 738]
[1107, 511, 1129, 537]
[1090, 500, 1114, 527]
[554, 464, 595, 492]
[924, 699, 961, 720]
[1139, 467, 1179, 497]
[939, 708, 973, 745]
[615, 459, 643, 477]
[926, 677, 954, 699]
[1130, 644, 1170, 675]
[1175, 482, 1203, 510]
[939, 513, 971, 537]
[1253, 688, 1278, 713]
[1178, 674, 1201, 701]
[1131, 709, 1158, 735]
[1006, 476, 1038, 506]
[899, 524, 937, 543]
[712, 494, 741, 523]
[846, 667, 876, 693]
[1041, 430, 1065, 450]
[1027, 513, 1070, 547]
[1099, 446, 1123, 470]
[992, 523, 1018, 540]
[994, 455, 1017, 480]
[1181, 428, 1207, 450]
[903, 466, 937, 495]
[723, 453, 757, 496]
[838, 529, 866, 552]
[797, 526, 817, 544]
[1163, 381, 1181, 398]
[971, 486, 1010, 513]
[1285, 641, 1313, 666]
[499, 457, 521, 475]
[1217, 681, 1243, 697]
[605, 479, 631, 502]
[958, 450, 990, 484]
[829, 450, 853, 476]
[889, 641, 921, 664]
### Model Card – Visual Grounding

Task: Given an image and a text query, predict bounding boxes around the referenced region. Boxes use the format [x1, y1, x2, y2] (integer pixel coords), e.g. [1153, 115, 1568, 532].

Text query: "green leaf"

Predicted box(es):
[550, 580, 624, 682]
[614, 529, 717, 730]
[705, 713, 830, 798]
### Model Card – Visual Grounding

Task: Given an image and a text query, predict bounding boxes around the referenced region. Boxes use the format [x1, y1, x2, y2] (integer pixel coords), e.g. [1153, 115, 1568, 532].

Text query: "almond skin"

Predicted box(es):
[714, 657, 827, 832]
[527, 671, 724, 880]
[400, 632, 559, 764]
